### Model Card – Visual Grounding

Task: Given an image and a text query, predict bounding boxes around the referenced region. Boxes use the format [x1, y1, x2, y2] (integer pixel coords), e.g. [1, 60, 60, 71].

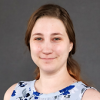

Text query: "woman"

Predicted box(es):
[4, 4, 100, 100]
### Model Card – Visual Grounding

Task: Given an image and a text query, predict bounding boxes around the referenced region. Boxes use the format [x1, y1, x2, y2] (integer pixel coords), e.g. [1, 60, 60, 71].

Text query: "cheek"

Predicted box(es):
[30, 43, 41, 55]
[53, 44, 64, 55]
[53, 44, 70, 55]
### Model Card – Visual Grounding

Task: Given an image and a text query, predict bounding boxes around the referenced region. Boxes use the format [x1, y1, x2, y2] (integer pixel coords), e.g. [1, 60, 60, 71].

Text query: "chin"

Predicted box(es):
[39, 67, 57, 74]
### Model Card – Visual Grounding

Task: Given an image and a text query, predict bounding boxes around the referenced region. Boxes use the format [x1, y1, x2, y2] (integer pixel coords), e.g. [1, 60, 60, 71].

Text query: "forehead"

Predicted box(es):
[31, 17, 66, 35]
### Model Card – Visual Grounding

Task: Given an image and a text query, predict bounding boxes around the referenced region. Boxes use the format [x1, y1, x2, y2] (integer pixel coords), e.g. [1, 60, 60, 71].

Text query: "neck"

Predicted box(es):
[35, 67, 77, 94]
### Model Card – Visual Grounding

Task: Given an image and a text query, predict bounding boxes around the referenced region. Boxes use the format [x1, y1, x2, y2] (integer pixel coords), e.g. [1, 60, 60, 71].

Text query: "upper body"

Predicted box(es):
[4, 80, 100, 100]
[4, 4, 100, 100]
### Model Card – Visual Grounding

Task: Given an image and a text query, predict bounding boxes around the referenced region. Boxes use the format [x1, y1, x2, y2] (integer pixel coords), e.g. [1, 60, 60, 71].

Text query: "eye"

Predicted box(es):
[35, 38, 42, 40]
[53, 38, 61, 41]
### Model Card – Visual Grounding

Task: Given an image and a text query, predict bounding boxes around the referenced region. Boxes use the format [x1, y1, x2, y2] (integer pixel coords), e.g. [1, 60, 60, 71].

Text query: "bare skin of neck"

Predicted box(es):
[34, 66, 77, 94]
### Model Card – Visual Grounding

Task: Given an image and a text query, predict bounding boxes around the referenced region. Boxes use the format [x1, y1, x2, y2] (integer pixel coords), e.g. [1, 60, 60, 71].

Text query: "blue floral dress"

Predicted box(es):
[10, 80, 96, 100]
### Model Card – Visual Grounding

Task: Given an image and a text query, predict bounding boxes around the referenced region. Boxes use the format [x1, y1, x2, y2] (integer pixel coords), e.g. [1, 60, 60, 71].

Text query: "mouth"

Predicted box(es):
[41, 58, 55, 60]
[40, 57, 56, 61]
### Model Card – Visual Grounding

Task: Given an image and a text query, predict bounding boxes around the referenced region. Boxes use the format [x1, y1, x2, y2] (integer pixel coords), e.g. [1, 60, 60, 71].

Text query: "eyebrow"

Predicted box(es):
[32, 32, 63, 36]
[51, 33, 63, 36]
[32, 33, 43, 36]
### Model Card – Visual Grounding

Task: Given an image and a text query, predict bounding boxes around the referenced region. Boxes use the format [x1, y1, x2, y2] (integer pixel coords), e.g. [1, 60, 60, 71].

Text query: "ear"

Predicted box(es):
[69, 42, 73, 52]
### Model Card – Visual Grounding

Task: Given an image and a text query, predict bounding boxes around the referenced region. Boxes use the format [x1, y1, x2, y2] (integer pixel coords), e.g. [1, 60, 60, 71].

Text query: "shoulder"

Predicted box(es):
[4, 83, 17, 100]
[82, 88, 100, 100]
[73, 81, 100, 100]
[4, 80, 35, 100]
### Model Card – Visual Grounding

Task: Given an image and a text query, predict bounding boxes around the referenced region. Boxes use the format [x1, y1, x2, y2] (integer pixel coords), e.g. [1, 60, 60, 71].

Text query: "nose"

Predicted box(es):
[42, 40, 53, 55]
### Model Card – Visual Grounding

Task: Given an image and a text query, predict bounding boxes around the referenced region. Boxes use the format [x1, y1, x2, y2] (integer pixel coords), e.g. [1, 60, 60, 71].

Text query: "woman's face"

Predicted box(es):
[30, 17, 73, 74]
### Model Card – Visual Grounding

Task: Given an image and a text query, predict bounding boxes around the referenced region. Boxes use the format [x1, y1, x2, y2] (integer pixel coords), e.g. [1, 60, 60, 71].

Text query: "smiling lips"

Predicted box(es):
[40, 57, 56, 60]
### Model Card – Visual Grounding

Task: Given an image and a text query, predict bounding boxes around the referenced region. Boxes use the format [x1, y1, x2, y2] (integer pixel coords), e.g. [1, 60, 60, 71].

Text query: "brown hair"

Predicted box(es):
[25, 4, 86, 84]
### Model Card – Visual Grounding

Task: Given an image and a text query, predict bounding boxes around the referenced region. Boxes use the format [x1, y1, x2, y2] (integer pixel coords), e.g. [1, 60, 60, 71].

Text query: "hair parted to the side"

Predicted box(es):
[25, 4, 87, 85]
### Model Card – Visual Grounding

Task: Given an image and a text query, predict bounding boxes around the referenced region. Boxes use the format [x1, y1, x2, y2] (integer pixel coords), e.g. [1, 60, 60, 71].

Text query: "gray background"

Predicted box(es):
[0, 0, 100, 99]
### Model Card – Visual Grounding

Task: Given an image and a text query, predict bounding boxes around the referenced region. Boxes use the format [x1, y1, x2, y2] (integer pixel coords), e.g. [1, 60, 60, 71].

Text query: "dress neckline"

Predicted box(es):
[31, 80, 82, 98]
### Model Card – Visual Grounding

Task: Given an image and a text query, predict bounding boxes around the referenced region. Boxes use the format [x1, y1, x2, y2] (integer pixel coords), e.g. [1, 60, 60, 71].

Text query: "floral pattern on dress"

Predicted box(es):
[10, 80, 96, 100]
